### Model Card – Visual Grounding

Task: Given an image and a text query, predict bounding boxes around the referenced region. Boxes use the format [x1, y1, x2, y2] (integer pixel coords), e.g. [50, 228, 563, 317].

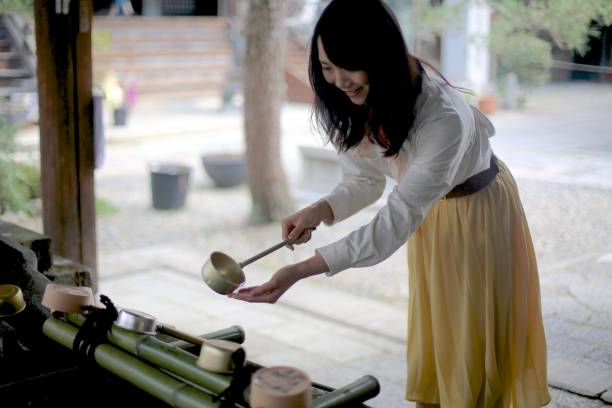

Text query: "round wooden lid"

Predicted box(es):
[250, 366, 311, 408]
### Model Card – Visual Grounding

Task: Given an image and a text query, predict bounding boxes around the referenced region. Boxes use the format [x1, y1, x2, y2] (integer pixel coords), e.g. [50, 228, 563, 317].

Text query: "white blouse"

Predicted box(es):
[315, 74, 496, 276]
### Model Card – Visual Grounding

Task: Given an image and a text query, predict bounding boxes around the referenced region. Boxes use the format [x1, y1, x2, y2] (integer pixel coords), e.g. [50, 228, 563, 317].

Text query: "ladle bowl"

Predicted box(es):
[201, 251, 246, 295]
[201, 238, 296, 295]
[201, 229, 316, 295]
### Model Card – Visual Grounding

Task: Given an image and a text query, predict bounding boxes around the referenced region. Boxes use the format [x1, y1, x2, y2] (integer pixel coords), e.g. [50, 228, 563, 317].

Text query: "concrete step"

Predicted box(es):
[94, 59, 229, 74]
[102, 31, 228, 44]
[0, 68, 31, 79]
[0, 51, 17, 59]
[94, 46, 230, 58]
[0, 86, 29, 97]
[123, 69, 226, 83]
[0, 51, 19, 69]
[93, 16, 226, 29]
[135, 76, 226, 93]
[92, 16, 231, 97]
[0, 39, 10, 52]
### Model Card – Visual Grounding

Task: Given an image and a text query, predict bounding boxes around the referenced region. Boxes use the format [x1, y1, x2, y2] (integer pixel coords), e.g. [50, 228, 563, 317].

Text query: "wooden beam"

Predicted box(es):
[34, 0, 97, 292]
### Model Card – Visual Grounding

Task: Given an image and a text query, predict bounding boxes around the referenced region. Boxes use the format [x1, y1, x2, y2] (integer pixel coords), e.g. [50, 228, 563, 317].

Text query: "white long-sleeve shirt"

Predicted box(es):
[315, 74, 496, 275]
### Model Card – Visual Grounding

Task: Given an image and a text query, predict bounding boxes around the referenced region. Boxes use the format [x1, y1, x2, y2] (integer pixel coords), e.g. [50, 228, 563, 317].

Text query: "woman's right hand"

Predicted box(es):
[282, 200, 333, 249]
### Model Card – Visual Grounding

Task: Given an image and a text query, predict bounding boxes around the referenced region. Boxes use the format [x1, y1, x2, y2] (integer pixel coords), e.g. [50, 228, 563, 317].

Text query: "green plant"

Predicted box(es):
[491, 27, 553, 86]
[0, 114, 39, 215]
[0, 0, 33, 14]
[389, 0, 612, 90]
[489, 0, 612, 87]
[95, 197, 119, 217]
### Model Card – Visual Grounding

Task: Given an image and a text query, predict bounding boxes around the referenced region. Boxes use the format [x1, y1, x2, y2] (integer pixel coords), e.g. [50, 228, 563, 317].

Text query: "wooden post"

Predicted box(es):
[34, 0, 97, 292]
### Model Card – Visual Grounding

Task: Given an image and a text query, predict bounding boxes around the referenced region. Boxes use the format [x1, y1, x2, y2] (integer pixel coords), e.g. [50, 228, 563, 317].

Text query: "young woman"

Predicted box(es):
[230, 0, 551, 406]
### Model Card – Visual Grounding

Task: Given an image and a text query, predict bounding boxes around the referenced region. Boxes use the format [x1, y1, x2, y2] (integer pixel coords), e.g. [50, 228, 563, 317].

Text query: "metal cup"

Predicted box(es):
[114, 308, 158, 334]
[0, 284, 26, 317]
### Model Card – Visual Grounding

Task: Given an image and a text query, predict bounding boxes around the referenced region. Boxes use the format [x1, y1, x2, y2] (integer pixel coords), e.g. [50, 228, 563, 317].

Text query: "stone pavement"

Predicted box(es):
[13, 82, 612, 407]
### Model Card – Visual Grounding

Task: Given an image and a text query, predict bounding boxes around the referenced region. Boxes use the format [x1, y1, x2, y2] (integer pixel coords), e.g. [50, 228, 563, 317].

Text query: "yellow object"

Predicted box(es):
[405, 160, 551, 407]
[101, 72, 124, 109]
[0, 284, 26, 317]
[196, 339, 244, 374]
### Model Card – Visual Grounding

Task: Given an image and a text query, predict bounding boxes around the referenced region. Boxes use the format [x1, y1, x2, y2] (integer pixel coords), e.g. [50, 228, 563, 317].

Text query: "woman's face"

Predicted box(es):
[317, 37, 369, 105]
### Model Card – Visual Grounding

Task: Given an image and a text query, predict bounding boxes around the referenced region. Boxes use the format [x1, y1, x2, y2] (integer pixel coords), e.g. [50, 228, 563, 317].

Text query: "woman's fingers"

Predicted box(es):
[230, 291, 279, 303]
[230, 280, 275, 297]
[228, 287, 280, 303]
[281, 221, 293, 241]
[235, 286, 257, 294]
[250, 281, 276, 296]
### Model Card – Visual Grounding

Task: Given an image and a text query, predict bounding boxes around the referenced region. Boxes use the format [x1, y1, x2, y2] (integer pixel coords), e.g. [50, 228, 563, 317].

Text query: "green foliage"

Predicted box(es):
[490, 0, 611, 55]
[95, 197, 119, 217]
[15, 160, 40, 199]
[0, 114, 39, 215]
[488, 0, 611, 85]
[388, 0, 467, 42]
[389, 0, 610, 88]
[0, 0, 32, 14]
[92, 30, 112, 51]
[490, 23, 553, 86]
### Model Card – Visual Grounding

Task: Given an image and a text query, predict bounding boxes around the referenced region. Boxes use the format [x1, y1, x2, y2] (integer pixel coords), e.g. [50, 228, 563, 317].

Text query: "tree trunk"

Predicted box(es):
[244, 0, 294, 224]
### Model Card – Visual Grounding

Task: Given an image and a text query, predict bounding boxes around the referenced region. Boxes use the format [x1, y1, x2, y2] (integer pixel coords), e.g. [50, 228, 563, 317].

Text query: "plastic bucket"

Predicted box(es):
[150, 163, 191, 210]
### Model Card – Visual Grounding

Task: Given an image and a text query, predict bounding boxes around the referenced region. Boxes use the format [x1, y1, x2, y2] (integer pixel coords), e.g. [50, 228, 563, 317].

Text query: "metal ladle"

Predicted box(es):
[114, 308, 206, 345]
[201, 228, 315, 295]
[201, 239, 293, 295]
[112, 308, 246, 373]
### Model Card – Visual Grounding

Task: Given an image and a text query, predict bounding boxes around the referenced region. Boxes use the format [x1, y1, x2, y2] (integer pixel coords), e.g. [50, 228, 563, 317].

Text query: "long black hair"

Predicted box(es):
[309, 0, 423, 157]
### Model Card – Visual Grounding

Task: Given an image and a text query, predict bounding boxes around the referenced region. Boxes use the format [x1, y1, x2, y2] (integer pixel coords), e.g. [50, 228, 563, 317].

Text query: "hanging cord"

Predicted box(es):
[72, 295, 119, 360]
[214, 348, 251, 408]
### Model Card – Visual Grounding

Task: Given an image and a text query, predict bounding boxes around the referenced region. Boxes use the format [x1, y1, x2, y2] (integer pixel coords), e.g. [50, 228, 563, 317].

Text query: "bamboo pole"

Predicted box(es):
[64, 314, 235, 396]
[42, 316, 217, 408]
[166, 325, 245, 350]
[311, 375, 380, 408]
[53, 315, 380, 407]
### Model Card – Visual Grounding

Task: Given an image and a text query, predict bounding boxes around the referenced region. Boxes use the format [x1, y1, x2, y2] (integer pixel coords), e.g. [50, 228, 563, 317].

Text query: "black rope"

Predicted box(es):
[215, 348, 251, 408]
[72, 294, 118, 360]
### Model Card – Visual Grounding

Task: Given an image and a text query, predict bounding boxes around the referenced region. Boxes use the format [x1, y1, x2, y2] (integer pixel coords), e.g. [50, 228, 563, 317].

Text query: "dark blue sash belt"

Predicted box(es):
[445, 154, 499, 199]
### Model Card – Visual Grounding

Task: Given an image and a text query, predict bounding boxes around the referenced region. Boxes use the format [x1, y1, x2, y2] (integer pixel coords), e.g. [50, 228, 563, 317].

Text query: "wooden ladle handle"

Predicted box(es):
[158, 324, 204, 346]
[238, 227, 316, 268]
[238, 239, 292, 268]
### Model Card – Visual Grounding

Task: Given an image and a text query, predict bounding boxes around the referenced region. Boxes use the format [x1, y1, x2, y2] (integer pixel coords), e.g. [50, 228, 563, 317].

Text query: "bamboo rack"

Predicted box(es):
[44, 314, 381, 407]
[43, 316, 217, 408]
[64, 313, 236, 396]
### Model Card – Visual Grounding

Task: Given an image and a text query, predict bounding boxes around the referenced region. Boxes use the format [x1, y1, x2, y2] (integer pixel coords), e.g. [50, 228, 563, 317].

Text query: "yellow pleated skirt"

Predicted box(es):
[406, 160, 551, 407]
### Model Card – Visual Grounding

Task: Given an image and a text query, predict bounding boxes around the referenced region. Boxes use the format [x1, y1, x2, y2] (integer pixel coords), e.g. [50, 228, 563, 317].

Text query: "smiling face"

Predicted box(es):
[317, 37, 370, 105]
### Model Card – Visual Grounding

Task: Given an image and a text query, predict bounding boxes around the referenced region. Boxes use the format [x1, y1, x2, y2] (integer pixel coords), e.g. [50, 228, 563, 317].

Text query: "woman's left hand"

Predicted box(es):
[228, 265, 300, 303]
[228, 253, 329, 303]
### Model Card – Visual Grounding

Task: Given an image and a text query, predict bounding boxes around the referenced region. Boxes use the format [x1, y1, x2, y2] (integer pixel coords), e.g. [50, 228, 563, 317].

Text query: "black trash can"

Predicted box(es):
[113, 107, 128, 126]
[150, 163, 191, 210]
